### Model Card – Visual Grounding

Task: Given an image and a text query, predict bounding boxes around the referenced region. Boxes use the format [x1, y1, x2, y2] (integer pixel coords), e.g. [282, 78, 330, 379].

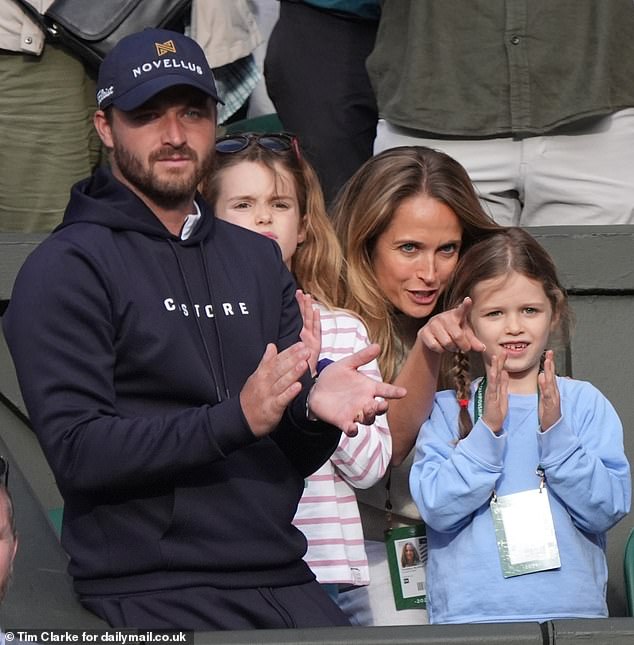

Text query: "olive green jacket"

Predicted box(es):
[367, 0, 634, 136]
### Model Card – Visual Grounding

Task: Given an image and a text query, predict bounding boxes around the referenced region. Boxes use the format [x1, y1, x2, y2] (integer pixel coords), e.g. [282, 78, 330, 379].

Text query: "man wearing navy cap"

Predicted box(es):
[3, 29, 405, 630]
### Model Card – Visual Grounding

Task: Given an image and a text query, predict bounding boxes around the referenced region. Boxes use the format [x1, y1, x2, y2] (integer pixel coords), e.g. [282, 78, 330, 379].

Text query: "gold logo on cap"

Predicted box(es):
[155, 40, 177, 56]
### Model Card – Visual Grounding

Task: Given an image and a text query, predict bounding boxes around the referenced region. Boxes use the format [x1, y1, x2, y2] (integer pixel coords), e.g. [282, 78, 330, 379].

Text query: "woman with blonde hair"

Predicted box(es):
[332, 145, 501, 625]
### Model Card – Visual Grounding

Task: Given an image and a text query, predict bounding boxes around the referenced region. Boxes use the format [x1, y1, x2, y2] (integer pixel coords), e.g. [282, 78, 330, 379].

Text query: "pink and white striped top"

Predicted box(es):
[293, 305, 392, 585]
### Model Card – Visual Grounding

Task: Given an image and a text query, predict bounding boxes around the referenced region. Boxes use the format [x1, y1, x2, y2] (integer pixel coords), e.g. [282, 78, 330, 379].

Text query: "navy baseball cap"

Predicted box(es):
[96, 28, 223, 110]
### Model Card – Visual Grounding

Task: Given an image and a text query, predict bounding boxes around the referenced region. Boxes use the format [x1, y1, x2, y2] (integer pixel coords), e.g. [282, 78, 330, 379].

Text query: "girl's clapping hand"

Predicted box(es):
[538, 349, 562, 431]
[296, 289, 321, 377]
[482, 352, 509, 434]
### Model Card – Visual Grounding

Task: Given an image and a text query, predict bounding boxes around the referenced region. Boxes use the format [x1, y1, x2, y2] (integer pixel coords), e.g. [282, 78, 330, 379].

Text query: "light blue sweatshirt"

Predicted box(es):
[410, 377, 631, 624]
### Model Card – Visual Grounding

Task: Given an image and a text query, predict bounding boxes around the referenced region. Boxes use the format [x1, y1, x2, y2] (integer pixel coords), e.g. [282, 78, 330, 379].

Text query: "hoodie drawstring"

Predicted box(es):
[199, 242, 231, 400]
[167, 239, 229, 402]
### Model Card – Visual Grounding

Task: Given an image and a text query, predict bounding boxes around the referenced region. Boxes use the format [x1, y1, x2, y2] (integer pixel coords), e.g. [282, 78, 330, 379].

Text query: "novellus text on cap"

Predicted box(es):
[96, 28, 223, 110]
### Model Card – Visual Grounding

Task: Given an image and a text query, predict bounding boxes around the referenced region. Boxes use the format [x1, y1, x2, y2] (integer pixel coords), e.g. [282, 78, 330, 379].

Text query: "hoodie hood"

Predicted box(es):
[58, 166, 214, 243]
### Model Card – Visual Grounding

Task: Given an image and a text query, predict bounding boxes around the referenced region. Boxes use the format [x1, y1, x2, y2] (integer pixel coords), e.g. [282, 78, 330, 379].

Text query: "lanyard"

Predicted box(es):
[473, 377, 487, 424]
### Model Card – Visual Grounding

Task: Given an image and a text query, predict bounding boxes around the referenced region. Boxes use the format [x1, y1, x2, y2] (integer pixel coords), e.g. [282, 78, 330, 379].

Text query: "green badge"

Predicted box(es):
[385, 524, 427, 610]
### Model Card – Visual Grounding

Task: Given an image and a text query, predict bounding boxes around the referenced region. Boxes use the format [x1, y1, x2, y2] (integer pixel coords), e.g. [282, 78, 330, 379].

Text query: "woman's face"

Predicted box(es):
[372, 194, 463, 319]
[213, 160, 306, 268]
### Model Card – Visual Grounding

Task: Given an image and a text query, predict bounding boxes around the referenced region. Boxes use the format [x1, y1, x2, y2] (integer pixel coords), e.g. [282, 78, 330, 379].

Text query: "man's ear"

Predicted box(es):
[93, 110, 114, 149]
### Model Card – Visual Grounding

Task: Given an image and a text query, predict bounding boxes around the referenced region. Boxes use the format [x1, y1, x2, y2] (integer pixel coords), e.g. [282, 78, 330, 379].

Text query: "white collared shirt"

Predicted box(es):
[180, 201, 202, 240]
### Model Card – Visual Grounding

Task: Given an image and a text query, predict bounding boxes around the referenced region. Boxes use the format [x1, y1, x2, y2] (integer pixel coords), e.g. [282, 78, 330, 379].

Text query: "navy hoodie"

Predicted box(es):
[3, 167, 341, 596]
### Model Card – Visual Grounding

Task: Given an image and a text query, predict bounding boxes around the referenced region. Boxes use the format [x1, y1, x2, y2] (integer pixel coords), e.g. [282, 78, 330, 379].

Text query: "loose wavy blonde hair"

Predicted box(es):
[331, 146, 501, 382]
[203, 135, 343, 309]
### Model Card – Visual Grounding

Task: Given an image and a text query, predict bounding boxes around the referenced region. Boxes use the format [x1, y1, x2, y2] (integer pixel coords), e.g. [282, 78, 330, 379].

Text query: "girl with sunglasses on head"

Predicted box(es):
[204, 132, 392, 620]
[331, 146, 501, 625]
[409, 228, 630, 623]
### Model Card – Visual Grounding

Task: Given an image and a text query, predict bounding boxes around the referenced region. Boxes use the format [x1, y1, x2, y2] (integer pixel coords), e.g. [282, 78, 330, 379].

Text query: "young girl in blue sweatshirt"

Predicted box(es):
[410, 227, 631, 624]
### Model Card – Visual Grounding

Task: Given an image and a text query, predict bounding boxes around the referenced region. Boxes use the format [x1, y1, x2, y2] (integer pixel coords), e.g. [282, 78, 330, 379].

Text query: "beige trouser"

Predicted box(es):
[375, 110, 634, 227]
[0, 43, 104, 232]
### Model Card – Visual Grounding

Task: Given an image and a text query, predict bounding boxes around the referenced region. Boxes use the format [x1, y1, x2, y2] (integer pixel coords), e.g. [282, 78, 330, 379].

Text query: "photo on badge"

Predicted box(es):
[385, 524, 428, 610]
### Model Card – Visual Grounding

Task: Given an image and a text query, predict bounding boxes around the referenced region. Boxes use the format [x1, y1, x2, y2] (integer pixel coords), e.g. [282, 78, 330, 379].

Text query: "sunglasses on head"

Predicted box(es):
[215, 132, 301, 158]
[0, 456, 8, 489]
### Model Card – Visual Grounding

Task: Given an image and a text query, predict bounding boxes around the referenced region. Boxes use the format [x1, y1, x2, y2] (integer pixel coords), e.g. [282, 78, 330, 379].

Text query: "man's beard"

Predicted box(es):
[113, 142, 214, 210]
